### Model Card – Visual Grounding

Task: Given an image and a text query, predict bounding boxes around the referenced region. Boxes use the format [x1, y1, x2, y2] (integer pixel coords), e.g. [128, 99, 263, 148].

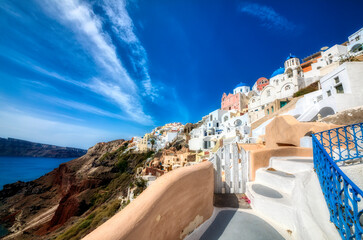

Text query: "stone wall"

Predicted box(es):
[83, 161, 214, 240]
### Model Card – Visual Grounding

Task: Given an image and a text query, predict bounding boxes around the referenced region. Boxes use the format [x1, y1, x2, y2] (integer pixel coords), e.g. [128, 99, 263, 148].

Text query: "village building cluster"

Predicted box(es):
[131, 26, 363, 187]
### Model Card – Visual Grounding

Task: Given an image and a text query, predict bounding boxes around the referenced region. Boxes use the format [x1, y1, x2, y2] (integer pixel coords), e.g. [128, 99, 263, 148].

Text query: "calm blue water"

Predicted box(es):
[0, 157, 74, 190]
[0, 224, 8, 238]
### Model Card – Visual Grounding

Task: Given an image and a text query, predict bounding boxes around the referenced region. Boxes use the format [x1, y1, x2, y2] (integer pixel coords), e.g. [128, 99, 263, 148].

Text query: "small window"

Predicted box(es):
[216, 123, 219, 127]
[327, 90, 331, 97]
[267, 109, 269, 115]
[334, 77, 340, 84]
[317, 66, 321, 70]
[356, 36, 360, 41]
[335, 84, 344, 94]
[271, 106, 274, 113]
[285, 85, 291, 91]
[267, 90, 271, 97]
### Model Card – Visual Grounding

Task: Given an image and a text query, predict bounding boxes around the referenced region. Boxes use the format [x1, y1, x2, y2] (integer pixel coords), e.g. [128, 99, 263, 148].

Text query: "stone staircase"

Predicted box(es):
[246, 156, 340, 240]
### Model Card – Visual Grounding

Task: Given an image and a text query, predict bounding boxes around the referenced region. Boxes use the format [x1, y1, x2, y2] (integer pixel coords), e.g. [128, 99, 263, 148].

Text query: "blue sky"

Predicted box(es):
[0, 0, 362, 149]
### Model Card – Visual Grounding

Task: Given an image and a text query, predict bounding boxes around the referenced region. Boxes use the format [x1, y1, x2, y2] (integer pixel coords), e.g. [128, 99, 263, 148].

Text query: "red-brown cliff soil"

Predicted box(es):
[0, 139, 153, 240]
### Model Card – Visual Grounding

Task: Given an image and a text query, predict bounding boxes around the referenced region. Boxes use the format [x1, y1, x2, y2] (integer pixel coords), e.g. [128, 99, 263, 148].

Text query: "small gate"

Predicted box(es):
[209, 143, 250, 194]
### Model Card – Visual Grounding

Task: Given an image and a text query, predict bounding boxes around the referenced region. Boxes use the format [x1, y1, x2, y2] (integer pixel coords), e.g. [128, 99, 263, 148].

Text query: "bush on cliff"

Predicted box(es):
[293, 82, 319, 97]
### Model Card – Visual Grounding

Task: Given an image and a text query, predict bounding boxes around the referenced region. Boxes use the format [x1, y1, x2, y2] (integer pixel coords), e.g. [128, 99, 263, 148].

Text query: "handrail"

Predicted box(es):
[314, 122, 363, 162]
[312, 126, 363, 240]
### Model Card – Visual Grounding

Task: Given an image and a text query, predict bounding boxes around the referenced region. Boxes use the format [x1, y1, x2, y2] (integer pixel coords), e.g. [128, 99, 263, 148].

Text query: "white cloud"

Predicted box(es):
[0, 109, 117, 149]
[88, 78, 153, 125]
[239, 2, 297, 32]
[102, 0, 158, 100]
[39, 95, 130, 121]
[36, 0, 153, 125]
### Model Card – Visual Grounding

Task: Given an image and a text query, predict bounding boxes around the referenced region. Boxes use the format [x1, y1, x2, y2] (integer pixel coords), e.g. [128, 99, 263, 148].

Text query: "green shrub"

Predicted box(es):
[293, 82, 319, 97]
[56, 200, 121, 240]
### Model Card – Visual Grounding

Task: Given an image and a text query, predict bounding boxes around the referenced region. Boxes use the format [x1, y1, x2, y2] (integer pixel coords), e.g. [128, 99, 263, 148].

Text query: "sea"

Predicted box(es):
[0, 156, 74, 190]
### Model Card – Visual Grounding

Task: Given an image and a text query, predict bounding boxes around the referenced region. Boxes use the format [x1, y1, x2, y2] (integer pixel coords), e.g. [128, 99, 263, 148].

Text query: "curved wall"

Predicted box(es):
[83, 161, 214, 240]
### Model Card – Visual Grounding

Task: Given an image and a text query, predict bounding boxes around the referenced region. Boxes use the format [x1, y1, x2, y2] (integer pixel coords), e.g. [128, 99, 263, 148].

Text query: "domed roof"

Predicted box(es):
[270, 67, 285, 78]
[286, 54, 297, 61]
[234, 82, 247, 89]
[257, 77, 268, 82]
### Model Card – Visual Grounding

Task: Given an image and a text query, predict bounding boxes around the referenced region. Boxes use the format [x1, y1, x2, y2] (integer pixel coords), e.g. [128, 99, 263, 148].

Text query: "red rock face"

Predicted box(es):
[0, 139, 132, 238]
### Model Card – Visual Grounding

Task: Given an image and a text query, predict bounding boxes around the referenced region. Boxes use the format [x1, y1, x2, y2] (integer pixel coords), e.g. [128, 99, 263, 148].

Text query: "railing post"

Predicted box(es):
[224, 145, 231, 194]
[232, 143, 239, 194]
[312, 124, 363, 240]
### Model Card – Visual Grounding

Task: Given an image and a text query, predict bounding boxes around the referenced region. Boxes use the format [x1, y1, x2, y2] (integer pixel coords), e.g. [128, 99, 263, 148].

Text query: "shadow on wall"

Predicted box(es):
[311, 107, 335, 121]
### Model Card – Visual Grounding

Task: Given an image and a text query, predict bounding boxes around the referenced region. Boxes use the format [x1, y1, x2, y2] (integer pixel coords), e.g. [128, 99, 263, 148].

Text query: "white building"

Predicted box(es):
[248, 55, 304, 123]
[233, 83, 250, 94]
[189, 109, 252, 151]
[320, 62, 363, 113]
[347, 27, 363, 54]
[189, 109, 227, 151]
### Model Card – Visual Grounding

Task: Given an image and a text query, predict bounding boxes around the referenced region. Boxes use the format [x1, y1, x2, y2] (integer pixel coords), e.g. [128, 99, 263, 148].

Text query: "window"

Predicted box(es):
[216, 123, 219, 127]
[334, 77, 340, 84]
[271, 106, 274, 113]
[285, 85, 291, 91]
[267, 109, 269, 115]
[235, 119, 242, 126]
[335, 84, 344, 94]
[327, 90, 331, 97]
[356, 36, 360, 41]
[267, 90, 271, 97]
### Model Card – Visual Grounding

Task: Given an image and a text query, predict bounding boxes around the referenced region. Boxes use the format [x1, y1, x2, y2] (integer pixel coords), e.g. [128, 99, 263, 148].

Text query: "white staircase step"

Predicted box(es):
[246, 182, 295, 230]
[255, 168, 296, 194]
[270, 157, 313, 174]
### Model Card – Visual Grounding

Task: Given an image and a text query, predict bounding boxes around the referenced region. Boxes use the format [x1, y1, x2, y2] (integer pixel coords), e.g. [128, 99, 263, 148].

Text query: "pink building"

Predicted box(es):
[221, 83, 250, 111]
[221, 93, 242, 111]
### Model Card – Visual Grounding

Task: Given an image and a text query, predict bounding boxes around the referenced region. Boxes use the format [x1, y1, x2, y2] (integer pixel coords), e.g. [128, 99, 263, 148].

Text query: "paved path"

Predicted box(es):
[200, 210, 285, 240]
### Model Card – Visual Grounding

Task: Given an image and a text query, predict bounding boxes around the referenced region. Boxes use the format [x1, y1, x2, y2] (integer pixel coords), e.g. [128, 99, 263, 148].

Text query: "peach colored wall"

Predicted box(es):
[248, 147, 313, 180]
[83, 161, 214, 240]
[221, 93, 240, 111]
[265, 115, 340, 148]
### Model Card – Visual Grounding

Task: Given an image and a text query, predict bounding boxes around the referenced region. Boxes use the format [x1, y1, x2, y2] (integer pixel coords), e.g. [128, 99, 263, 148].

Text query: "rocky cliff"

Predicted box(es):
[0, 139, 154, 240]
[0, 138, 87, 158]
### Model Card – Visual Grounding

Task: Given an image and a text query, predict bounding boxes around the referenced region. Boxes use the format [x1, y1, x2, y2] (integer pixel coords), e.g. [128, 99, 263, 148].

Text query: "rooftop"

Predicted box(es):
[234, 82, 248, 89]
[270, 67, 285, 79]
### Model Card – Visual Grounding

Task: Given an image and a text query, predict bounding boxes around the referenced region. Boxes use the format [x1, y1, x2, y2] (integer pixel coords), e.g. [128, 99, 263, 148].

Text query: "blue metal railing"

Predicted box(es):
[313, 123, 363, 240]
[314, 123, 363, 162]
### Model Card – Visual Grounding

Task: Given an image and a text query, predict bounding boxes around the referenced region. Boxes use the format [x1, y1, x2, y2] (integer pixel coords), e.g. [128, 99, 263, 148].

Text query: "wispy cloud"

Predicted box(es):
[88, 78, 153, 125]
[38, 95, 130, 121]
[0, 108, 117, 149]
[102, 0, 158, 100]
[36, 0, 153, 125]
[239, 2, 298, 32]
